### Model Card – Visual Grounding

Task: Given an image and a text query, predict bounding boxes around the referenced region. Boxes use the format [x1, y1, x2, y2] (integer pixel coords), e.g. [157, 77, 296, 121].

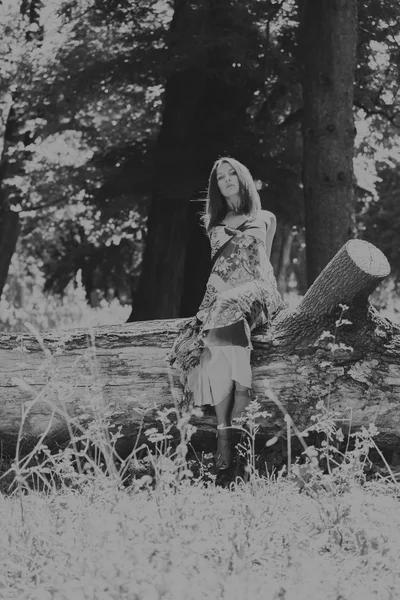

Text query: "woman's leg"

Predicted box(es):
[213, 383, 251, 470]
[195, 344, 250, 468]
[214, 388, 234, 470]
[231, 382, 251, 420]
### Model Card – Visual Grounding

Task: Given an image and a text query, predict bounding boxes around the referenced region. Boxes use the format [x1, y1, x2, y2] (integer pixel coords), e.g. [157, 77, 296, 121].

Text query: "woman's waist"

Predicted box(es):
[198, 277, 281, 312]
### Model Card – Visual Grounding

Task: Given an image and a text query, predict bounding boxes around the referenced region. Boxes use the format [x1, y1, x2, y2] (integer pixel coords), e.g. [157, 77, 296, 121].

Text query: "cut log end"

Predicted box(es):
[297, 239, 391, 319]
[346, 239, 391, 277]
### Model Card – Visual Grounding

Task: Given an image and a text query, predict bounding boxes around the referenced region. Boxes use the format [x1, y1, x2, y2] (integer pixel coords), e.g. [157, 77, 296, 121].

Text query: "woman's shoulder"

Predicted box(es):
[259, 209, 276, 225]
[252, 210, 276, 231]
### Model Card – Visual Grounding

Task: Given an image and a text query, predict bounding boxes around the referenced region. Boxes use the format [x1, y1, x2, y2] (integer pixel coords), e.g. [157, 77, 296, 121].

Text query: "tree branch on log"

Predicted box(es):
[0, 240, 398, 461]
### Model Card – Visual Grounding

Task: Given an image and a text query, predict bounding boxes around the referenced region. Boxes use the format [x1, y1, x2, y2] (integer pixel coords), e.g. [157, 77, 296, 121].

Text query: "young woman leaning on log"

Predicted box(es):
[168, 157, 283, 472]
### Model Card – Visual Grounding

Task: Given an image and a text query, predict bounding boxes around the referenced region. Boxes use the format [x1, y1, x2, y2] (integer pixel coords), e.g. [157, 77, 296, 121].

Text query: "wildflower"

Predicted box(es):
[318, 330, 334, 341]
[335, 318, 353, 327]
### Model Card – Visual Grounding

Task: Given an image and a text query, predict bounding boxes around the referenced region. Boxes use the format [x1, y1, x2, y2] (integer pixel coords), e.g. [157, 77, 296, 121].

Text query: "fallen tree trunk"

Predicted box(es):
[0, 240, 399, 459]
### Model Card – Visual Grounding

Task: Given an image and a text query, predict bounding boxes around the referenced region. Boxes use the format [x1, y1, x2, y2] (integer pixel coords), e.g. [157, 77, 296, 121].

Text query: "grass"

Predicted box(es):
[0, 297, 400, 599]
[1, 398, 400, 600]
[0, 473, 400, 599]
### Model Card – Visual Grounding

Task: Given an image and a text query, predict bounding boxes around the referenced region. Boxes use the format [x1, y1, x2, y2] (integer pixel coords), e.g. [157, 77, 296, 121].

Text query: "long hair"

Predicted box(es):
[202, 157, 261, 232]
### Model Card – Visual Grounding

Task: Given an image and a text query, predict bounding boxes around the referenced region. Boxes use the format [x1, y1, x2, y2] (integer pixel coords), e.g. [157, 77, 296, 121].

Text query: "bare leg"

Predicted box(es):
[231, 382, 251, 420]
[235, 383, 248, 392]
[214, 388, 234, 428]
[214, 388, 234, 469]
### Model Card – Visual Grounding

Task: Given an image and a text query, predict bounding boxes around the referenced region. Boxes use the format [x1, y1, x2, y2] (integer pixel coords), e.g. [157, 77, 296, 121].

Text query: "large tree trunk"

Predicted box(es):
[0, 241, 398, 460]
[300, 0, 358, 286]
[0, 205, 20, 296]
[130, 0, 261, 320]
[179, 200, 211, 317]
[129, 1, 209, 321]
[0, 3, 43, 298]
[270, 221, 295, 296]
[0, 99, 20, 298]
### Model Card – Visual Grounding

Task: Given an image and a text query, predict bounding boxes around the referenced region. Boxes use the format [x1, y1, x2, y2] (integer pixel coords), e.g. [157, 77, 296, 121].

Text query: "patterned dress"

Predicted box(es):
[168, 212, 283, 407]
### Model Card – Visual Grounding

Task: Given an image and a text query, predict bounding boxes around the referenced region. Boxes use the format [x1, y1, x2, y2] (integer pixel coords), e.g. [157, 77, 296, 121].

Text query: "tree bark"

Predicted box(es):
[0, 3, 44, 298]
[0, 205, 20, 296]
[130, 0, 261, 320]
[0, 241, 398, 460]
[0, 99, 20, 298]
[270, 221, 295, 296]
[299, 0, 358, 286]
[179, 200, 211, 317]
[129, 0, 209, 320]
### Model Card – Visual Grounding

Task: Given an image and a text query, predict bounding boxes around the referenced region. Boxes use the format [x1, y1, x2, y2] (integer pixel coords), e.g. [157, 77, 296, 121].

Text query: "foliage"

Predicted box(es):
[355, 112, 400, 280]
[0, 253, 130, 332]
[1, 0, 169, 301]
[359, 161, 400, 277]
[352, 0, 400, 280]
[1, 0, 400, 306]
[355, 0, 400, 126]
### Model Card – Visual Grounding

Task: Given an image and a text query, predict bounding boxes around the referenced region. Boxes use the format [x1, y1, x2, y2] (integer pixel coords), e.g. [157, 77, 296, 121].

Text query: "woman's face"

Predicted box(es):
[216, 162, 240, 199]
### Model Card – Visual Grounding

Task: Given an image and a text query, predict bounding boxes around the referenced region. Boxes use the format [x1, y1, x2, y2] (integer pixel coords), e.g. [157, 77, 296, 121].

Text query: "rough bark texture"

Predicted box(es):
[0, 0, 44, 296]
[0, 99, 21, 297]
[179, 200, 211, 317]
[0, 241, 398, 459]
[130, 0, 261, 320]
[0, 204, 20, 297]
[270, 221, 294, 296]
[300, 0, 358, 286]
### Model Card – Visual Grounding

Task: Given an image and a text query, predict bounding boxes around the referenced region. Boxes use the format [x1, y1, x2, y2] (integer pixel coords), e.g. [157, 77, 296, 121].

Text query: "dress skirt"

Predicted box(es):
[167, 214, 283, 409]
[187, 345, 252, 406]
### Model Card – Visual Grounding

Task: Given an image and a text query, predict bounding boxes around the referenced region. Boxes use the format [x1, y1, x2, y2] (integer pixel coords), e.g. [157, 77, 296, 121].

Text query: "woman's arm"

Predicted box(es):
[262, 211, 276, 259]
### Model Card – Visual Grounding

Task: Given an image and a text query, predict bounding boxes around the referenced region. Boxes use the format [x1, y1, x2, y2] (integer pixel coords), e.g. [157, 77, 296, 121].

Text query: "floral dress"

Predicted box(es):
[168, 213, 283, 406]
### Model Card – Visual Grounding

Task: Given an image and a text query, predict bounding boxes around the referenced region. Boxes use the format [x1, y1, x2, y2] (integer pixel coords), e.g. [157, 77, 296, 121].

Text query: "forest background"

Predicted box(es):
[1, 0, 400, 334]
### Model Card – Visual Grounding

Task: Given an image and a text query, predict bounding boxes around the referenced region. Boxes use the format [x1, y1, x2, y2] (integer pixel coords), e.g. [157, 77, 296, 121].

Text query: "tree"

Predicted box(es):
[0, 2, 39, 298]
[298, 0, 358, 287]
[131, 0, 400, 317]
[3, 0, 400, 314]
[130, 0, 297, 320]
[0, 0, 169, 306]
[0, 96, 21, 296]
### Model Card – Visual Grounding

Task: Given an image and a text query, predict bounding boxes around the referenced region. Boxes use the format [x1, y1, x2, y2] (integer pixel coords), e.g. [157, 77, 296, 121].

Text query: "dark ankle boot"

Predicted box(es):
[214, 426, 233, 470]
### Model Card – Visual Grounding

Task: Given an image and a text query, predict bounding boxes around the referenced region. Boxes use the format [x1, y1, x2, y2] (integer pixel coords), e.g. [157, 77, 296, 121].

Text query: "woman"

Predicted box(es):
[168, 157, 283, 471]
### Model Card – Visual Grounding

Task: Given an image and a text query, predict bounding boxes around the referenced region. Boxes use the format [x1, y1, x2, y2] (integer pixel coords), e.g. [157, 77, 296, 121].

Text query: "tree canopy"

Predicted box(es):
[0, 0, 399, 319]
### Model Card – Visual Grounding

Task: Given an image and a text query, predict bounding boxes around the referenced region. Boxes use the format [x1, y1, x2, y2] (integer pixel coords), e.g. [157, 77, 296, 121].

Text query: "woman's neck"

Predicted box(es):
[225, 195, 241, 211]
[225, 205, 242, 215]
[222, 212, 249, 227]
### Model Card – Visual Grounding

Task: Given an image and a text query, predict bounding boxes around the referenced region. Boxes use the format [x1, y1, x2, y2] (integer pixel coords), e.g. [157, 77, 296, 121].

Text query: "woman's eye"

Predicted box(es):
[217, 171, 235, 180]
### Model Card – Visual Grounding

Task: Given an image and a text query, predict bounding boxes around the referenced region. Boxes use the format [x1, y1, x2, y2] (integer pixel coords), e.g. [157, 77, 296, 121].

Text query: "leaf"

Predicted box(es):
[265, 436, 278, 447]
